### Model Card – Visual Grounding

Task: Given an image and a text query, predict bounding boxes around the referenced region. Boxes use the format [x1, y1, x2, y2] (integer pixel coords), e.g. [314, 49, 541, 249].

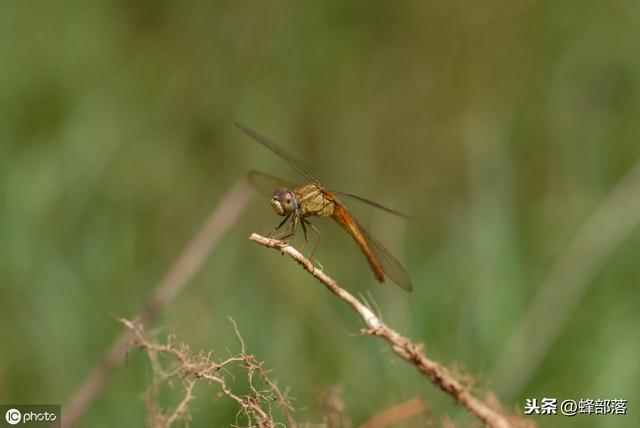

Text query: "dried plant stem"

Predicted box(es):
[62, 180, 253, 428]
[249, 233, 530, 428]
[120, 318, 289, 428]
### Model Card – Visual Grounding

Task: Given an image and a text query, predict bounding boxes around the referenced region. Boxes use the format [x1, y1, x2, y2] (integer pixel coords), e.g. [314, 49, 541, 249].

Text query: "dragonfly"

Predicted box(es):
[237, 123, 413, 292]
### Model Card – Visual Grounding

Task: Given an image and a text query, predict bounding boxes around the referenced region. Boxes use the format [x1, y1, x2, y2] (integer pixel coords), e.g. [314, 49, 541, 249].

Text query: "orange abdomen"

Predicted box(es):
[332, 203, 385, 282]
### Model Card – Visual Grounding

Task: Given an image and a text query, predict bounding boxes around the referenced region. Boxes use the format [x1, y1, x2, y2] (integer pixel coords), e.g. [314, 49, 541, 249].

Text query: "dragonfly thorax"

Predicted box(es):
[271, 187, 298, 216]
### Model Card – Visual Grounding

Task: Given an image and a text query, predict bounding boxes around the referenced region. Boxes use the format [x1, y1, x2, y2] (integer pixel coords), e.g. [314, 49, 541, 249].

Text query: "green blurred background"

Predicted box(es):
[1, 1, 639, 427]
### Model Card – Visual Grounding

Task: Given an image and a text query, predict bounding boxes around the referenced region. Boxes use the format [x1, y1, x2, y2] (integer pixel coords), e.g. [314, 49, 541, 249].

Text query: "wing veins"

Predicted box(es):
[247, 170, 297, 198]
[236, 123, 318, 183]
[341, 204, 412, 292]
[362, 228, 413, 292]
[330, 190, 415, 220]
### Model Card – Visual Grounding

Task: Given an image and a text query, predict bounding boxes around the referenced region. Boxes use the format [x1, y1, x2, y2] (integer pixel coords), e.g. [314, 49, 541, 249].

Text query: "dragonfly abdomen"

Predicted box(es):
[332, 204, 385, 282]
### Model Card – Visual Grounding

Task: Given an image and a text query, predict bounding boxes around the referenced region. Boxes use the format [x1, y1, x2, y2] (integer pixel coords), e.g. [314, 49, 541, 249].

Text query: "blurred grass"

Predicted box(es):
[1, 1, 639, 427]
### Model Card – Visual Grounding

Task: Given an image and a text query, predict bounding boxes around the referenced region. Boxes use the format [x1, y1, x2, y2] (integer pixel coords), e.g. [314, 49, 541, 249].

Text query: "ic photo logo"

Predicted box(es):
[1, 405, 60, 427]
[5, 408, 21, 425]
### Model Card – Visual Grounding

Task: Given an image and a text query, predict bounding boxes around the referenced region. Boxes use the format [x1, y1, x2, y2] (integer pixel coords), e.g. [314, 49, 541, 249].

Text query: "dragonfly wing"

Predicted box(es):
[247, 170, 297, 198]
[329, 190, 415, 220]
[333, 202, 413, 292]
[362, 227, 413, 292]
[236, 123, 319, 184]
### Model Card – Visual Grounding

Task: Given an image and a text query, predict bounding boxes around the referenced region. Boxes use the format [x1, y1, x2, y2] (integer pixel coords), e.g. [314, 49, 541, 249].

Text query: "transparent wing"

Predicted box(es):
[362, 227, 413, 292]
[236, 123, 319, 184]
[334, 200, 413, 292]
[329, 190, 415, 220]
[247, 170, 296, 198]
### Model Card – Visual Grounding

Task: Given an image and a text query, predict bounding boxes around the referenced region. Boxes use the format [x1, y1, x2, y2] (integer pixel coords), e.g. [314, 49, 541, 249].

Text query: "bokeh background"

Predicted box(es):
[1, 1, 639, 427]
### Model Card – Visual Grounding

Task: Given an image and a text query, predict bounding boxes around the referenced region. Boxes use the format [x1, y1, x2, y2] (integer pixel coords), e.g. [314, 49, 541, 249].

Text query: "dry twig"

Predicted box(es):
[120, 317, 295, 428]
[62, 180, 253, 428]
[249, 233, 533, 428]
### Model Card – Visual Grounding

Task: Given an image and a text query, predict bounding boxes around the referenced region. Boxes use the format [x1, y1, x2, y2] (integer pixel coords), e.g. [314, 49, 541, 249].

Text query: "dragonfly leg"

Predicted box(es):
[268, 213, 292, 238]
[303, 219, 322, 260]
[276, 214, 298, 242]
[276, 213, 292, 230]
[299, 217, 310, 252]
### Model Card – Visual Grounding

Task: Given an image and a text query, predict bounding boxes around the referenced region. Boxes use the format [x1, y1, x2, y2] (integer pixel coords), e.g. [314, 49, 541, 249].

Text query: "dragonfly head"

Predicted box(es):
[271, 187, 298, 216]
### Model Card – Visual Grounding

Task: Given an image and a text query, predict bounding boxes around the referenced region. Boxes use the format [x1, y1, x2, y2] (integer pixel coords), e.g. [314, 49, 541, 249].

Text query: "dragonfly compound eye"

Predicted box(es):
[270, 188, 292, 215]
[271, 187, 297, 214]
[283, 191, 298, 211]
